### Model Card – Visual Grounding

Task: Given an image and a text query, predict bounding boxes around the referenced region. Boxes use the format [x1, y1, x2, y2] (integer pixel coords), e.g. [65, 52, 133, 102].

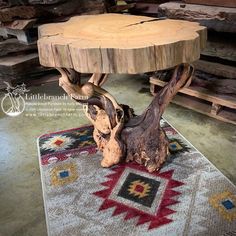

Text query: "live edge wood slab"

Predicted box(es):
[38, 13, 206, 172]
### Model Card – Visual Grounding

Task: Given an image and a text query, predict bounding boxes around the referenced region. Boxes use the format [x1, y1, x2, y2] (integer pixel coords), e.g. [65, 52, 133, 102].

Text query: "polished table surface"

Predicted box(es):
[38, 13, 206, 74]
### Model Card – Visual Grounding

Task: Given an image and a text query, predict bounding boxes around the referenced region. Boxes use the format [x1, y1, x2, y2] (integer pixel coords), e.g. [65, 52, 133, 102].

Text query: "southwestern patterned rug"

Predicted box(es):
[38, 120, 236, 236]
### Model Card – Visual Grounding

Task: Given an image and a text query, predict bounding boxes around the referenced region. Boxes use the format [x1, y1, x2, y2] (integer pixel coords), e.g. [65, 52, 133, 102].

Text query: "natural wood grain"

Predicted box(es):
[56, 68, 129, 167]
[158, 2, 236, 33]
[28, 0, 65, 4]
[0, 6, 39, 22]
[193, 60, 236, 79]
[202, 33, 236, 62]
[0, 52, 39, 76]
[211, 103, 222, 115]
[108, 3, 136, 13]
[0, 0, 64, 6]
[56, 64, 194, 171]
[38, 13, 206, 74]
[0, 0, 108, 23]
[0, 26, 37, 44]
[122, 64, 194, 172]
[1, 19, 37, 30]
[184, 0, 236, 8]
[124, 1, 160, 16]
[0, 66, 55, 89]
[0, 38, 36, 56]
[193, 71, 236, 95]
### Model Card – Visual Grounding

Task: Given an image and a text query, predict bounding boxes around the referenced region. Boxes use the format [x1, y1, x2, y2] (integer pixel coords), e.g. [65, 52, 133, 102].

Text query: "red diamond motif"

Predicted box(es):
[135, 184, 144, 193]
[54, 139, 64, 146]
[93, 163, 184, 230]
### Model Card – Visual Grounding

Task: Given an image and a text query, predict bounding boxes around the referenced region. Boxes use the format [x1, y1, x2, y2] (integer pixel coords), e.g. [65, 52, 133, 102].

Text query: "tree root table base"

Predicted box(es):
[57, 64, 193, 172]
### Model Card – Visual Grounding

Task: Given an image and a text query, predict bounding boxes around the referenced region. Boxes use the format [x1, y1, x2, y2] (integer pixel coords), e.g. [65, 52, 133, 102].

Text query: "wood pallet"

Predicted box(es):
[150, 76, 236, 125]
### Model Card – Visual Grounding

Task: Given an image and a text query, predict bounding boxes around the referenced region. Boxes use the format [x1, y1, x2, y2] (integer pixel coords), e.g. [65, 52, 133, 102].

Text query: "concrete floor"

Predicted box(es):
[0, 74, 236, 236]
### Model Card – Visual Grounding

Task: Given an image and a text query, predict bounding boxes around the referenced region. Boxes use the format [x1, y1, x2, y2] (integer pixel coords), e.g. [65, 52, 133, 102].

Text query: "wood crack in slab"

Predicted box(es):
[151, 42, 158, 72]
[99, 46, 104, 73]
[43, 33, 60, 38]
[67, 43, 75, 69]
[124, 17, 167, 28]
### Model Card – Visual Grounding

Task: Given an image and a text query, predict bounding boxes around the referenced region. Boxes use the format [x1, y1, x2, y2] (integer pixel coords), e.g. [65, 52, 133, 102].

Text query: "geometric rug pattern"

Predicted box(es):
[38, 119, 236, 236]
[93, 164, 184, 230]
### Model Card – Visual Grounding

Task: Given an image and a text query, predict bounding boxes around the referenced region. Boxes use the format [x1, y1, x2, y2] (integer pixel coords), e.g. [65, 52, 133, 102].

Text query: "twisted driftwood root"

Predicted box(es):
[57, 68, 134, 167]
[57, 63, 193, 172]
[122, 64, 194, 172]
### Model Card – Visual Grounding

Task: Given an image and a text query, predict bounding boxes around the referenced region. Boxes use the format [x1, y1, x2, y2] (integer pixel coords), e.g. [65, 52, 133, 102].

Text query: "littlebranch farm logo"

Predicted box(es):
[1, 82, 88, 118]
[1, 82, 29, 117]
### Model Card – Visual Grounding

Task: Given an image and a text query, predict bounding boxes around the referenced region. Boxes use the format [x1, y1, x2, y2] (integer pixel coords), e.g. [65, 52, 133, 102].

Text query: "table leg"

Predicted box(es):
[122, 64, 193, 172]
[57, 63, 193, 172]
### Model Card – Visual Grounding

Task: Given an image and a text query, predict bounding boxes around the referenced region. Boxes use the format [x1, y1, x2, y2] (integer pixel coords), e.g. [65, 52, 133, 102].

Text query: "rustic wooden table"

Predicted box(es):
[37, 13, 206, 172]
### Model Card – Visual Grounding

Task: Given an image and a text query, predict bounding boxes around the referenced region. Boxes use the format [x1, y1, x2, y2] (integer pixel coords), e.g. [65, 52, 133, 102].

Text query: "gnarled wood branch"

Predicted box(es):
[121, 64, 193, 172]
[57, 63, 193, 172]
[57, 69, 133, 168]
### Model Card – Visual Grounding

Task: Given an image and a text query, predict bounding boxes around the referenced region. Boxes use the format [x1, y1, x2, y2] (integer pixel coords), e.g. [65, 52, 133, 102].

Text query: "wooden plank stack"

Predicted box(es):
[0, 0, 115, 89]
[150, 0, 236, 125]
[119, 0, 168, 16]
[184, 0, 236, 8]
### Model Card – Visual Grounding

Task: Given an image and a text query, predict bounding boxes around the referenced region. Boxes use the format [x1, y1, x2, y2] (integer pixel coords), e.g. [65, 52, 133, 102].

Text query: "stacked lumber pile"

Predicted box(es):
[0, 0, 115, 89]
[118, 0, 168, 16]
[150, 0, 236, 125]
